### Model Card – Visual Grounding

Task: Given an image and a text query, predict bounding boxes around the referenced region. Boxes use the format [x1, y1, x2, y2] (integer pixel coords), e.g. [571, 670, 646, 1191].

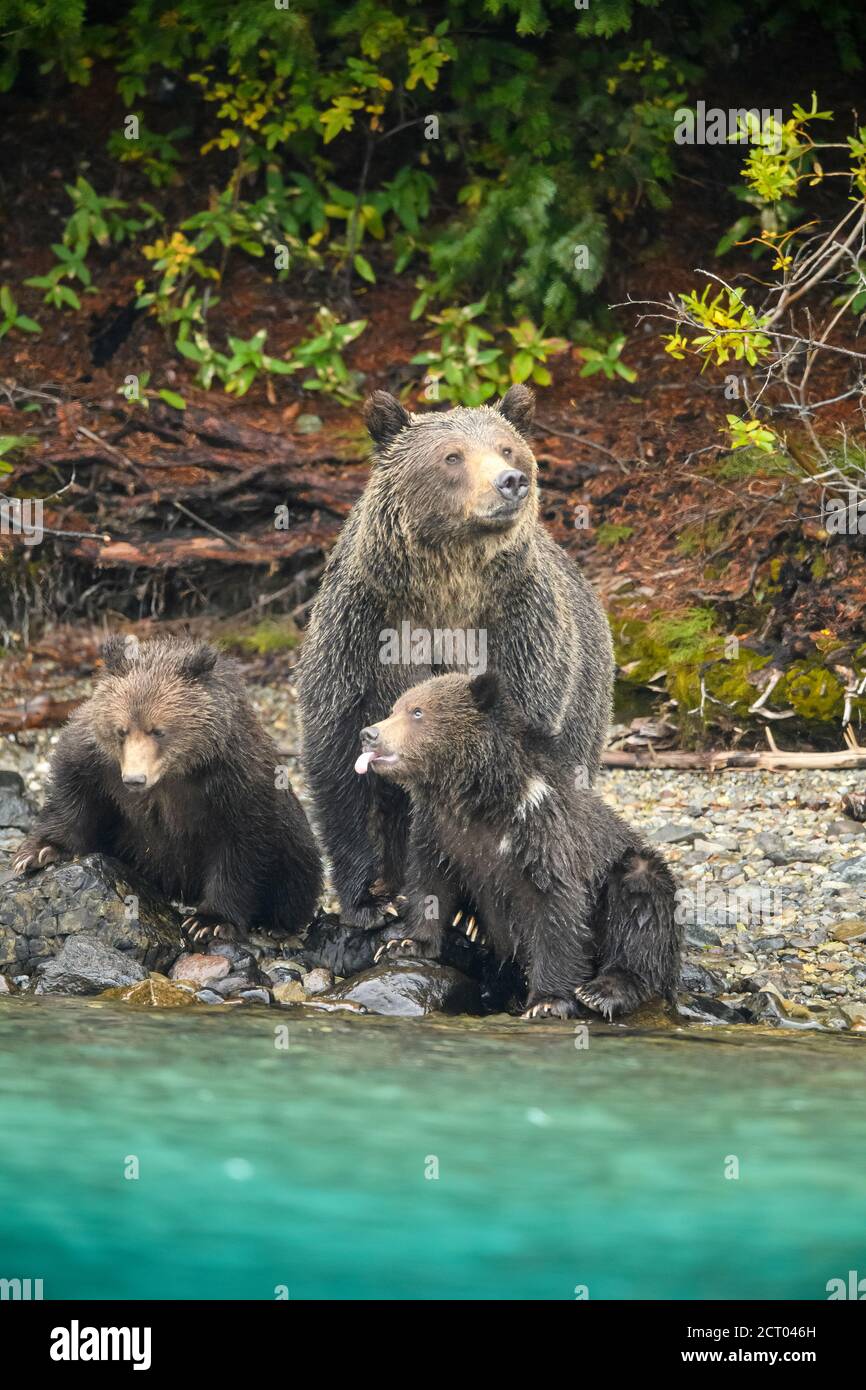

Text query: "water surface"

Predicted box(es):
[1, 998, 864, 1299]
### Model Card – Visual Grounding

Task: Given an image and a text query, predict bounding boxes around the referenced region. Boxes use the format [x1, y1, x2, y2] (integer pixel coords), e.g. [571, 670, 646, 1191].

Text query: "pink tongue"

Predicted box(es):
[355, 749, 376, 775]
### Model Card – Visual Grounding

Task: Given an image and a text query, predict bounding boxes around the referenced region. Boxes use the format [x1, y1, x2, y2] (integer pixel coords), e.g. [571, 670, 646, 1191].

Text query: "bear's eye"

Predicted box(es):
[116, 727, 128, 740]
[412, 708, 423, 720]
[148, 728, 164, 739]
[501, 446, 513, 459]
[444, 452, 462, 466]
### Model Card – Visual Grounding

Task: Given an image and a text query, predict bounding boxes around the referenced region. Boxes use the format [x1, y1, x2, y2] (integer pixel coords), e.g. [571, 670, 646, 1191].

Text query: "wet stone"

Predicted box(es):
[36, 934, 148, 996]
[301, 967, 334, 996]
[101, 976, 195, 1007]
[170, 953, 230, 988]
[0, 771, 36, 831]
[0, 854, 181, 979]
[324, 960, 482, 1017]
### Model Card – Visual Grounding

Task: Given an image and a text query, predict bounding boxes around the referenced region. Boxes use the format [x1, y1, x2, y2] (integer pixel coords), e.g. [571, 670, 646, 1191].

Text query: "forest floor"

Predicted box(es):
[3, 68, 866, 754]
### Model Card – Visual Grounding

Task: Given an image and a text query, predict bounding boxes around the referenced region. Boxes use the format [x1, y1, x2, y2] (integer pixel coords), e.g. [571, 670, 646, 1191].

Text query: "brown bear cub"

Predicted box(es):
[299, 384, 614, 928]
[14, 636, 322, 944]
[356, 672, 681, 1020]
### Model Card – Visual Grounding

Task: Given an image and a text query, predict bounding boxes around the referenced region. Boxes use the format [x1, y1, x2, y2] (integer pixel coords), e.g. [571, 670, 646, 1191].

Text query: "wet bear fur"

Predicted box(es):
[14, 636, 322, 942]
[357, 671, 681, 1020]
[298, 384, 614, 927]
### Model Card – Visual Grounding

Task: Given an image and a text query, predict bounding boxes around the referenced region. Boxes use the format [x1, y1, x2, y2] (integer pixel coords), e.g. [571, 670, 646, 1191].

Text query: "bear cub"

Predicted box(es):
[15, 635, 322, 944]
[356, 672, 681, 1019]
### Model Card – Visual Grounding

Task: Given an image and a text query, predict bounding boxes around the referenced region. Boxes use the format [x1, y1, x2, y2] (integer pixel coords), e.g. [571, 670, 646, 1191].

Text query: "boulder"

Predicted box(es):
[0, 854, 181, 978]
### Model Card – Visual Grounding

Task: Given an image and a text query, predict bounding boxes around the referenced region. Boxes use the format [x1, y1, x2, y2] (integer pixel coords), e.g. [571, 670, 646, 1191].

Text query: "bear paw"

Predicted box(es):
[522, 996, 578, 1020]
[181, 914, 238, 947]
[574, 971, 643, 1021]
[451, 909, 485, 946]
[373, 936, 437, 963]
[13, 840, 61, 876]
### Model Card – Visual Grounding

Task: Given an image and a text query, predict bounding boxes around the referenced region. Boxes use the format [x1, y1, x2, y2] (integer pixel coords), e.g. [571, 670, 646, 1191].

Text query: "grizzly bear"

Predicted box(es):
[355, 672, 680, 1020]
[14, 635, 322, 943]
[298, 384, 614, 928]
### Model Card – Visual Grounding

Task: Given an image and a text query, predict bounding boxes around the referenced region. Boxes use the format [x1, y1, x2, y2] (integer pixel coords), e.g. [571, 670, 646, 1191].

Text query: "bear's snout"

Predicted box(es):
[359, 725, 379, 745]
[493, 468, 529, 503]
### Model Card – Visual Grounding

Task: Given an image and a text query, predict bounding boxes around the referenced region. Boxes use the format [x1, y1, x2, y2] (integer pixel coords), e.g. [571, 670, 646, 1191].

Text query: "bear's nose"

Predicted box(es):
[494, 468, 529, 502]
[360, 726, 379, 745]
[122, 773, 147, 787]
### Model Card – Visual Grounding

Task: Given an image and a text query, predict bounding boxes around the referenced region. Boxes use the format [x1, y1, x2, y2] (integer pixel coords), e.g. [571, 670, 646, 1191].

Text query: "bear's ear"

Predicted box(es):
[495, 383, 535, 437]
[364, 391, 411, 451]
[101, 635, 130, 675]
[179, 643, 219, 681]
[468, 671, 500, 713]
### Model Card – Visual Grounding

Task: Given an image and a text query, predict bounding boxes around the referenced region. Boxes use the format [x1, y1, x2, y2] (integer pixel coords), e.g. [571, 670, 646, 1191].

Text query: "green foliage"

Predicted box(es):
[411, 301, 507, 405]
[0, 434, 37, 476]
[411, 302, 568, 405]
[595, 522, 635, 547]
[0, 286, 40, 338]
[177, 327, 294, 397]
[284, 309, 368, 403]
[724, 415, 779, 453]
[6, 3, 866, 404]
[576, 334, 637, 382]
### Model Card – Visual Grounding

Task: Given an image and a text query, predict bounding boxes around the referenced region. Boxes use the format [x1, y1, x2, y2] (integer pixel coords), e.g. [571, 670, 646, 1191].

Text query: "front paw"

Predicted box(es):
[181, 913, 238, 947]
[373, 934, 439, 963]
[451, 909, 485, 946]
[522, 995, 578, 1020]
[13, 840, 61, 876]
[340, 899, 402, 931]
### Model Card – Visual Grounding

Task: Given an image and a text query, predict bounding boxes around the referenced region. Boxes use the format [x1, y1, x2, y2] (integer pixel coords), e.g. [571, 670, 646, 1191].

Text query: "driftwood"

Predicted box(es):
[68, 519, 339, 571]
[602, 747, 866, 771]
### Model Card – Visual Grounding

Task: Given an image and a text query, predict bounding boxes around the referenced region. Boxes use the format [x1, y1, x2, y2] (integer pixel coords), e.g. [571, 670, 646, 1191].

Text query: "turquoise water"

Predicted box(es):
[1, 997, 865, 1300]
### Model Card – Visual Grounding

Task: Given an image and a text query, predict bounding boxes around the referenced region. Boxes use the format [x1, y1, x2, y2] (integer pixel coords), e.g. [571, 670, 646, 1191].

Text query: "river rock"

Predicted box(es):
[102, 976, 195, 1007]
[273, 980, 307, 1005]
[649, 822, 699, 845]
[323, 959, 482, 1017]
[0, 854, 181, 978]
[170, 953, 231, 988]
[36, 934, 148, 995]
[834, 855, 866, 887]
[680, 959, 725, 994]
[301, 967, 334, 996]
[831, 919, 866, 942]
[0, 771, 36, 830]
[677, 993, 751, 1024]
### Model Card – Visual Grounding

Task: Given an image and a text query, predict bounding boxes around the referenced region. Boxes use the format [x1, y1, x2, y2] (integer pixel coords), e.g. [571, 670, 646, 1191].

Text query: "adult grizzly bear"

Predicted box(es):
[298, 384, 614, 928]
[356, 672, 680, 1020]
[14, 635, 322, 943]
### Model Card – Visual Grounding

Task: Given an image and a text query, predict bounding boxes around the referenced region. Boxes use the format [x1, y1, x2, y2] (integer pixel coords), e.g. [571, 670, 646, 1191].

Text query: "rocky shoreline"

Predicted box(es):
[2, 679, 865, 1031]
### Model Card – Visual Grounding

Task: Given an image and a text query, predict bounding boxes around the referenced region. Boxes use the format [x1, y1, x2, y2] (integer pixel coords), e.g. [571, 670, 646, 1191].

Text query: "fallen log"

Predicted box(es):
[67, 518, 339, 570]
[0, 694, 82, 733]
[602, 747, 866, 771]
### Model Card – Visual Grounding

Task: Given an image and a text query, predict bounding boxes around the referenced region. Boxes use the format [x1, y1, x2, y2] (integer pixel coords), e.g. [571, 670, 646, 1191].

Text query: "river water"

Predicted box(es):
[1, 997, 864, 1300]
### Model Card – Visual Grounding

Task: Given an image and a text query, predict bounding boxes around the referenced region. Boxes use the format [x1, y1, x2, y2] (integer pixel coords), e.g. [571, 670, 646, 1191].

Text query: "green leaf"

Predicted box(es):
[510, 350, 534, 383]
[353, 253, 376, 284]
[158, 390, 187, 410]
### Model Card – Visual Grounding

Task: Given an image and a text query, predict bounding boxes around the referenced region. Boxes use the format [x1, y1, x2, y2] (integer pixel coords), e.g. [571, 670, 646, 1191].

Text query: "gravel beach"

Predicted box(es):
[3, 675, 865, 1030]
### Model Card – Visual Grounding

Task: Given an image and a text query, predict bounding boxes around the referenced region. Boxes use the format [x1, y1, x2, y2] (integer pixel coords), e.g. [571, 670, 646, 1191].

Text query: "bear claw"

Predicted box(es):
[13, 842, 60, 875]
[373, 937, 417, 962]
[522, 997, 577, 1020]
[452, 910, 484, 945]
[181, 915, 236, 947]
